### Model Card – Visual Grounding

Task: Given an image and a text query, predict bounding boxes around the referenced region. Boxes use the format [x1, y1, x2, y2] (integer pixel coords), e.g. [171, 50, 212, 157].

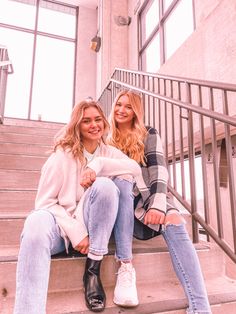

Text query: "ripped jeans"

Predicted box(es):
[161, 223, 212, 314]
[13, 177, 134, 314]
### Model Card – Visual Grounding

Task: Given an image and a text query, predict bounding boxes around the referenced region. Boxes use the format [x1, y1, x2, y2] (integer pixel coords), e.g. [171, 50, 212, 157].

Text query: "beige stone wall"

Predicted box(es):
[75, 6, 97, 103]
[96, 0, 129, 96]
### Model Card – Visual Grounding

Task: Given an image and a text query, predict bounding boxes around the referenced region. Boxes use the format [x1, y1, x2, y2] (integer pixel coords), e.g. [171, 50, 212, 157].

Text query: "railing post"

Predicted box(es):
[185, 82, 199, 243]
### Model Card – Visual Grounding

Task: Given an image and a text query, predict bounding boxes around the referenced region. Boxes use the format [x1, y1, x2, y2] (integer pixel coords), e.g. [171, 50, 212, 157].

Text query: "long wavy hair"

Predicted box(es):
[54, 100, 109, 162]
[108, 90, 147, 165]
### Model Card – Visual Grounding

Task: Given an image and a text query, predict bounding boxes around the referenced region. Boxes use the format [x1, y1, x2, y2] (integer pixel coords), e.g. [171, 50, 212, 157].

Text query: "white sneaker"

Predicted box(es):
[113, 262, 139, 307]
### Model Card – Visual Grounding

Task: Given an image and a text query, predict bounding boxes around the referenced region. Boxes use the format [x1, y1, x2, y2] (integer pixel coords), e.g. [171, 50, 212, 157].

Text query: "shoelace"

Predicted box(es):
[116, 264, 134, 287]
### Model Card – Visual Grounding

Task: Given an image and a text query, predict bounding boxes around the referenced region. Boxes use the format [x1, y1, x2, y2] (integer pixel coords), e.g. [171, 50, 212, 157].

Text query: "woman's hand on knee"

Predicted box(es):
[80, 168, 96, 188]
[144, 209, 165, 225]
[75, 236, 89, 254]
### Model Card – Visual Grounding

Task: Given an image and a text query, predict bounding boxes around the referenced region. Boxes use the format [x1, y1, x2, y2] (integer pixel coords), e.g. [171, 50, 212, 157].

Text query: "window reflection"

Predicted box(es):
[0, 28, 33, 119]
[165, 0, 194, 59]
[141, 0, 159, 43]
[139, 0, 194, 72]
[141, 34, 160, 73]
[164, 0, 174, 12]
[38, 1, 76, 38]
[0, 0, 36, 29]
[0, 0, 77, 123]
[31, 36, 75, 122]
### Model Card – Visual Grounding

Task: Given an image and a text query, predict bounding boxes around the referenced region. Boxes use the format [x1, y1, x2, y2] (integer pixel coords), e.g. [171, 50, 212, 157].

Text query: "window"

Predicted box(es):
[141, 34, 160, 73]
[139, 0, 194, 72]
[165, 0, 194, 59]
[0, 0, 77, 123]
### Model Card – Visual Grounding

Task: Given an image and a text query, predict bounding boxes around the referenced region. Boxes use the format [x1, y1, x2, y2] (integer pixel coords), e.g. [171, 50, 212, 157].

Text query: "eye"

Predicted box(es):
[95, 117, 102, 122]
[82, 119, 90, 124]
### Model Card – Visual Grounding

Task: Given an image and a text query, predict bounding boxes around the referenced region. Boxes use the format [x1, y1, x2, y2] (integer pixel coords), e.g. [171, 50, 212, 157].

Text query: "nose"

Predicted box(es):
[90, 120, 97, 127]
[118, 105, 125, 113]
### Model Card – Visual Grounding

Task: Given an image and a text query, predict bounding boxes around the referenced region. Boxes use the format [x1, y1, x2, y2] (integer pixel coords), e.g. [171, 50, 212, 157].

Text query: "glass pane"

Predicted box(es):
[0, 0, 36, 29]
[38, 1, 76, 38]
[141, 34, 160, 72]
[141, 0, 159, 44]
[0, 28, 34, 118]
[164, 0, 174, 12]
[31, 35, 75, 123]
[165, 0, 194, 60]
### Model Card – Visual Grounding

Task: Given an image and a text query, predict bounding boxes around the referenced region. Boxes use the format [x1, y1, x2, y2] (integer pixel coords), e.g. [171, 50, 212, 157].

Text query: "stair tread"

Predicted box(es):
[0, 241, 214, 263]
[2, 276, 236, 314]
[3, 117, 65, 129]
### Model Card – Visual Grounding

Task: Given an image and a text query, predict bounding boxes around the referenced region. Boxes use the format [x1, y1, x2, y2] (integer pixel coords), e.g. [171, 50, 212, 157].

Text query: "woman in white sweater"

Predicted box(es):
[14, 100, 142, 314]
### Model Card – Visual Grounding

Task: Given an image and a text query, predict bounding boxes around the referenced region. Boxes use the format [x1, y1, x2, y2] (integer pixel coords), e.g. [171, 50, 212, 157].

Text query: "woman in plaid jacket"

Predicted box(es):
[108, 90, 212, 314]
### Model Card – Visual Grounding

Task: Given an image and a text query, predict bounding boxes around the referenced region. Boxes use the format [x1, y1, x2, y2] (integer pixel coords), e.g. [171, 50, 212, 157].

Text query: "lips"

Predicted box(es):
[116, 114, 127, 119]
[88, 129, 101, 134]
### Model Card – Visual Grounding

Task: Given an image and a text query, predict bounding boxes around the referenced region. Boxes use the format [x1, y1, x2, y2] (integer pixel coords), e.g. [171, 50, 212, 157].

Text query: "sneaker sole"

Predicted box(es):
[113, 298, 139, 308]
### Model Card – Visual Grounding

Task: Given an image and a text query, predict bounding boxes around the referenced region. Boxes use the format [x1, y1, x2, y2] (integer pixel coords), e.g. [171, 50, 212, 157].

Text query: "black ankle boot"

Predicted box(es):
[83, 257, 106, 312]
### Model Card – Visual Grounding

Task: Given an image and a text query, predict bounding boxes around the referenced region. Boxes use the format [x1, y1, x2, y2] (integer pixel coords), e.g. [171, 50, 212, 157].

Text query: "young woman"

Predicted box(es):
[108, 90, 212, 314]
[13, 100, 141, 314]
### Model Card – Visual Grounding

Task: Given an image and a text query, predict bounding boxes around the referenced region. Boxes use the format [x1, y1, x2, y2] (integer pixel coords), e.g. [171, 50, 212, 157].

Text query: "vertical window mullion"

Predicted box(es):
[28, 0, 39, 119]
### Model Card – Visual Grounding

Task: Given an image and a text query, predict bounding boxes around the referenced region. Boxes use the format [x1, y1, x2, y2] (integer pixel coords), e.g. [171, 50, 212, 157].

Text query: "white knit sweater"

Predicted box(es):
[35, 143, 143, 250]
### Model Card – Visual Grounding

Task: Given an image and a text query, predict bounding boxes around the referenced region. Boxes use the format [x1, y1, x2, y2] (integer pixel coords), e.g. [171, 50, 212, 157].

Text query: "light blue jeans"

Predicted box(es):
[161, 223, 212, 314]
[13, 177, 134, 314]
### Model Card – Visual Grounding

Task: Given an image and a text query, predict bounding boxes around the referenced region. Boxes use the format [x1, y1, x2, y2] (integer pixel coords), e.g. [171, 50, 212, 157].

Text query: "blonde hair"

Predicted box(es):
[108, 90, 147, 165]
[54, 100, 109, 162]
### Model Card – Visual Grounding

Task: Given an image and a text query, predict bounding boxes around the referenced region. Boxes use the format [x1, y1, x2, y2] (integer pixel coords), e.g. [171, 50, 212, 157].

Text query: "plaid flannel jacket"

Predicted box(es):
[133, 127, 178, 240]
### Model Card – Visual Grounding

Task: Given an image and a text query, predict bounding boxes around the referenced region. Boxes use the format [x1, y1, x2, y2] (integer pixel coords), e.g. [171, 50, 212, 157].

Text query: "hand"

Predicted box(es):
[74, 236, 89, 254]
[144, 209, 165, 225]
[80, 168, 96, 188]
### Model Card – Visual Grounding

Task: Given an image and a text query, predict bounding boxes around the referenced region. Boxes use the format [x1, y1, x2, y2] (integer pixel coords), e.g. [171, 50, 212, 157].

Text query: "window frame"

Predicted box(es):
[0, 0, 78, 121]
[138, 0, 195, 72]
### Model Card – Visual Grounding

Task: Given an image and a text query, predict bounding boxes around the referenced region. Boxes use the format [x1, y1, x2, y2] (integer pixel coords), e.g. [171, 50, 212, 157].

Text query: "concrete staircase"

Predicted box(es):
[1, 119, 236, 314]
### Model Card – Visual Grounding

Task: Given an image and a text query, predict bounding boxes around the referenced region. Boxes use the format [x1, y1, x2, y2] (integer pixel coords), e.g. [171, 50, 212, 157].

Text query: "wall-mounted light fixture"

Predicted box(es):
[90, 34, 101, 52]
[114, 15, 131, 26]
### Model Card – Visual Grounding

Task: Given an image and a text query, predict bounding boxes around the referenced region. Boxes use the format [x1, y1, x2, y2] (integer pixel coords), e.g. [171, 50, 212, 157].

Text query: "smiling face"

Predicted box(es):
[114, 94, 135, 128]
[79, 106, 105, 150]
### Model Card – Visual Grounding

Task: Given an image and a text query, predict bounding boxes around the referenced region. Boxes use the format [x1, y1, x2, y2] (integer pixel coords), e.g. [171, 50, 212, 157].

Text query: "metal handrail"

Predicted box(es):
[98, 68, 236, 263]
[109, 79, 236, 126]
[0, 60, 14, 73]
[112, 67, 236, 92]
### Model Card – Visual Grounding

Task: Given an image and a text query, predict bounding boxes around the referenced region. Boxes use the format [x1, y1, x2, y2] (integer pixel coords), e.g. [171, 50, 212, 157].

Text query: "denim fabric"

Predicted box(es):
[83, 177, 134, 260]
[162, 224, 212, 314]
[82, 177, 120, 256]
[112, 177, 134, 261]
[14, 177, 132, 313]
[13, 210, 65, 314]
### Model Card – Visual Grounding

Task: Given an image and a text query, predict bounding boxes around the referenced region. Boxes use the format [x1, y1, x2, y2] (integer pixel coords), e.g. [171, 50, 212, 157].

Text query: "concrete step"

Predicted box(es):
[0, 190, 36, 214]
[1, 254, 236, 314]
[0, 142, 51, 156]
[0, 169, 40, 189]
[0, 123, 63, 136]
[3, 117, 65, 130]
[0, 153, 47, 170]
[0, 241, 226, 299]
[0, 132, 55, 145]
[0, 219, 25, 245]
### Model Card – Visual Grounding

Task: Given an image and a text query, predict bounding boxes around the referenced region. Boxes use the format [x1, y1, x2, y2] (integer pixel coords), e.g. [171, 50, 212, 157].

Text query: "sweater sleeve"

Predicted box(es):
[145, 128, 169, 213]
[35, 152, 64, 211]
[87, 145, 143, 181]
[87, 157, 142, 179]
[35, 151, 89, 249]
